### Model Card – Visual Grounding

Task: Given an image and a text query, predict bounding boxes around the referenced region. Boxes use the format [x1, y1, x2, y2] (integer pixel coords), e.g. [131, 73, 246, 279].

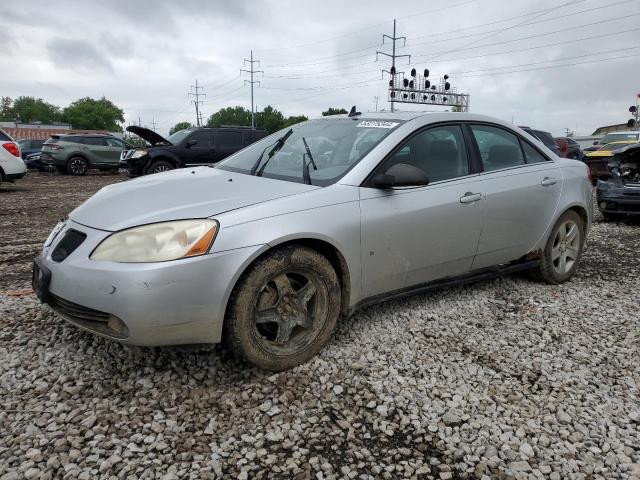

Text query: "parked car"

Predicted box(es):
[553, 136, 582, 159]
[120, 126, 269, 177]
[33, 112, 592, 370]
[0, 128, 27, 187]
[41, 134, 132, 175]
[519, 127, 561, 156]
[583, 140, 638, 182]
[596, 143, 640, 220]
[24, 152, 45, 170]
[17, 139, 46, 161]
[593, 131, 639, 147]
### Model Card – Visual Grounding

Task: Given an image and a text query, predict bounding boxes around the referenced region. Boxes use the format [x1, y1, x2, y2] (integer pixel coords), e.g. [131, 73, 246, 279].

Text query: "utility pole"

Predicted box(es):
[377, 19, 410, 113]
[189, 80, 205, 127]
[150, 118, 158, 131]
[241, 50, 263, 129]
[373, 96, 379, 112]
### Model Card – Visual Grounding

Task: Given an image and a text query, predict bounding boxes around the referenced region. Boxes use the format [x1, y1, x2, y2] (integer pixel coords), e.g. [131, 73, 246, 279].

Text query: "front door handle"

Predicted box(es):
[541, 177, 557, 187]
[460, 192, 483, 203]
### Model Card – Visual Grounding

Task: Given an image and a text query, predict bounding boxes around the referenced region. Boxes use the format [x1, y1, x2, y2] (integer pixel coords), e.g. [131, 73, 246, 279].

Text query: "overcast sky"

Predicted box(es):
[2, 0, 639, 136]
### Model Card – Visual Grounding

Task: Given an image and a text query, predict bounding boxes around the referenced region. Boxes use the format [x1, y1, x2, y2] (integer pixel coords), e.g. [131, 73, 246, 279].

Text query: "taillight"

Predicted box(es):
[2, 142, 20, 157]
[46, 144, 63, 150]
[586, 164, 593, 183]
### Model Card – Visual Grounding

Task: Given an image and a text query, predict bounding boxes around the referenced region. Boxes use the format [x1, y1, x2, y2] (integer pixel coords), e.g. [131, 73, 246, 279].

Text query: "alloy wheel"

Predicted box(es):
[551, 220, 581, 275]
[70, 158, 87, 175]
[252, 270, 328, 356]
[154, 165, 171, 173]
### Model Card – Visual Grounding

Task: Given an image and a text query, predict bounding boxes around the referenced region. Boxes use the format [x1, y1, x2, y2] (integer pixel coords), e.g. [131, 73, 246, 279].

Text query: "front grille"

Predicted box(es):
[51, 229, 86, 262]
[49, 294, 129, 339]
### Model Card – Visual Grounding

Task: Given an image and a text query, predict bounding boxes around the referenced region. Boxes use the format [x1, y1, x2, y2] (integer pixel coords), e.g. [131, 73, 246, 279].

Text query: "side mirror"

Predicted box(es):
[186, 139, 197, 148]
[372, 163, 429, 189]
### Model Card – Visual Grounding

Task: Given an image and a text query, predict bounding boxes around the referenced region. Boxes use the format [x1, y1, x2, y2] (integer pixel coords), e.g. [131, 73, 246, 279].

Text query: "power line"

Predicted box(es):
[257, 0, 478, 54]
[189, 80, 205, 127]
[376, 19, 410, 113]
[240, 50, 263, 129]
[419, 11, 640, 63]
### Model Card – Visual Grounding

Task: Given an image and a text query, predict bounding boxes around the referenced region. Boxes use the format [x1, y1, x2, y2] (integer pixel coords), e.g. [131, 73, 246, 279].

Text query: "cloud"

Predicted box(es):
[46, 37, 114, 73]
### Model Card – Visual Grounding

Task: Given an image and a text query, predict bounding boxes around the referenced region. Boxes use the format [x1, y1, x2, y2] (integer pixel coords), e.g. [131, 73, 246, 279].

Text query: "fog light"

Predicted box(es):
[107, 316, 129, 337]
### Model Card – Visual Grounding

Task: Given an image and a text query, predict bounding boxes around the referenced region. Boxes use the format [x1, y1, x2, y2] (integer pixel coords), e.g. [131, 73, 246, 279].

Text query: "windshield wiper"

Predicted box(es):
[251, 128, 293, 176]
[301, 136, 317, 185]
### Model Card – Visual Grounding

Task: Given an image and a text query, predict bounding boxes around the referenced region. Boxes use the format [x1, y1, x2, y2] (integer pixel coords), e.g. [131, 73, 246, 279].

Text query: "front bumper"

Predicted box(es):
[596, 181, 640, 215]
[37, 220, 264, 346]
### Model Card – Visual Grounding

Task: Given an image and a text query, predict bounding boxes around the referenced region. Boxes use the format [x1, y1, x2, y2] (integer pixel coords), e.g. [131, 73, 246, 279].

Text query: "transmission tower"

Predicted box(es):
[189, 80, 206, 127]
[377, 19, 410, 113]
[241, 50, 263, 129]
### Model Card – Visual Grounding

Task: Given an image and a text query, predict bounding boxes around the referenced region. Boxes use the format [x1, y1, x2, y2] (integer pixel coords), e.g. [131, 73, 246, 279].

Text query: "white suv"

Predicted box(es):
[0, 128, 27, 186]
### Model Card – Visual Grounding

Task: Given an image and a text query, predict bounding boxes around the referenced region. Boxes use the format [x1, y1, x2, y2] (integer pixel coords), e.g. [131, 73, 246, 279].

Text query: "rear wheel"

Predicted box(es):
[147, 160, 174, 174]
[67, 157, 88, 176]
[225, 246, 341, 371]
[531, 210, 585, 284]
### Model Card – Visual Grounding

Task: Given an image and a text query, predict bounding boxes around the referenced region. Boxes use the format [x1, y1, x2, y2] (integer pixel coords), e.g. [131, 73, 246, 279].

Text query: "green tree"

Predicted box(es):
[170, 121, 193, 135]
[0, 97, 14, 121]
[283, 115, 308, 128]
[322, 107, 348, 116]
[1, 96, 61, 123]
[61, 97, 124, 131]
[256, 105, 285, 133]
[206, 106, 252, 128]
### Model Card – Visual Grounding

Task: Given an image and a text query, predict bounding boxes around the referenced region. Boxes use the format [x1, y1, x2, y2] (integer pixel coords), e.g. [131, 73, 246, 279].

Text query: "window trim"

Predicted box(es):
[361, 122, 476, 188]
[465, 122, 553, 175]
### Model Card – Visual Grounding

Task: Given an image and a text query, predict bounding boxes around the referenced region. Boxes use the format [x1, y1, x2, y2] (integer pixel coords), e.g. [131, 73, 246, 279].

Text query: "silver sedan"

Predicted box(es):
[33, 112, 592, 370]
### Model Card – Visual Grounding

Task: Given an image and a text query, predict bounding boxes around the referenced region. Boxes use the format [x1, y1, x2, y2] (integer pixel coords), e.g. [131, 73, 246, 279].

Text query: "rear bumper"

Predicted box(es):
[5, 171, 26, 181]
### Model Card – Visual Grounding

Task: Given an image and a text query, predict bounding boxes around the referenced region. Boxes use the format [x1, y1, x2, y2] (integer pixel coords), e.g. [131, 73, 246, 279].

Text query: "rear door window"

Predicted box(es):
[471, 125, 526, 172]
[216, 131, 243, 149]
[520, 140, 549, 164]
[84, 137, 108, 146]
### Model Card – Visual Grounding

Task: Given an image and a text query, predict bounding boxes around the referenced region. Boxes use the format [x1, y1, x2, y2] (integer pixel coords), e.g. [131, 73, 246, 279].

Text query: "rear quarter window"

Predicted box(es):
[0, 130, 12, 141]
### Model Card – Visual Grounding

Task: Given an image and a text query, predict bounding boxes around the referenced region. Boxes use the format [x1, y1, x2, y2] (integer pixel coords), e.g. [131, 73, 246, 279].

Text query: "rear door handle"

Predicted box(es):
[460, 192, 483, 203]
[541, 177, 557, 187]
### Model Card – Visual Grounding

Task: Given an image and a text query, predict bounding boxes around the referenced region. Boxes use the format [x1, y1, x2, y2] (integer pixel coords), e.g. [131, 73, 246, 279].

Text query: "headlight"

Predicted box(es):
[131, 150, 147, 159]
[90, 219, 218, 263]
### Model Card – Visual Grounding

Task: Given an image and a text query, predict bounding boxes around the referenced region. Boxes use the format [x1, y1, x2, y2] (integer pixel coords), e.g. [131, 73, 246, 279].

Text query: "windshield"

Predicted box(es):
[216, 118, 402, 186]
[601, 133, 639, 144]
[166, 128, 193, 145]
[599, 142, 631, 151]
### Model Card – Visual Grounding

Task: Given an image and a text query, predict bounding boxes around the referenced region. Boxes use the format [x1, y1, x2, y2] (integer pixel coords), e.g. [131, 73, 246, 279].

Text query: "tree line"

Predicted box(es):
[0, 95, 350, 135]
[0, 96, 125, 131]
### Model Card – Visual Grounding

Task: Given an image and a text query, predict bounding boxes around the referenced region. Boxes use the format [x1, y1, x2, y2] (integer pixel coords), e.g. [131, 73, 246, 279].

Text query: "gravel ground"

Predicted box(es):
[0, 172, 639, 479]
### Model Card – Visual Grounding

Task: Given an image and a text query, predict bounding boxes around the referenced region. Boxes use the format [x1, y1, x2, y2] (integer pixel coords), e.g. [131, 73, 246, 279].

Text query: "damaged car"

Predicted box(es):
[33, 112, 592, 371]
[120, 126, 268, 177]
[596, 142, 640, 220]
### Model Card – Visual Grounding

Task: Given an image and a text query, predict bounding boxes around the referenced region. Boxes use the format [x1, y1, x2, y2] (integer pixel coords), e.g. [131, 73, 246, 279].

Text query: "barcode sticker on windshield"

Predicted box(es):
[355, 121, 400, 129]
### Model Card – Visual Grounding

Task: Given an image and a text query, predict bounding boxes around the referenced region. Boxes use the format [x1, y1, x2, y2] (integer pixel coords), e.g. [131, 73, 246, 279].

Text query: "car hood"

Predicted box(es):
[70, 167, 318, 231]
[126, 126, 170, 146]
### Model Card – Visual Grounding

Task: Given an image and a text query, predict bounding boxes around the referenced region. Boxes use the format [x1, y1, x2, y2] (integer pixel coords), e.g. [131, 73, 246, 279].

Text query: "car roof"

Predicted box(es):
[322, 111, 523, 126]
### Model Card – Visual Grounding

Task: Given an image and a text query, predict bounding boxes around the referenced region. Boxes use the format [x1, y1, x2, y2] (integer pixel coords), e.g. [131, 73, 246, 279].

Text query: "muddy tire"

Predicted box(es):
[531, 210, 585, 284]
[147, 160, 174, 174]
[67, 157, 88, 176]
[225, 245, 341, 371]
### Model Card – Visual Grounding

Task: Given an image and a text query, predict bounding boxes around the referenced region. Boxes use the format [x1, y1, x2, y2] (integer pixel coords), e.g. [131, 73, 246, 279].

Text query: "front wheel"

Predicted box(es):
[531, 210, 585, 284]
[67, 157, 88, 176]
[225, 246, 341, 371]
[147, 160, 174, 174]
